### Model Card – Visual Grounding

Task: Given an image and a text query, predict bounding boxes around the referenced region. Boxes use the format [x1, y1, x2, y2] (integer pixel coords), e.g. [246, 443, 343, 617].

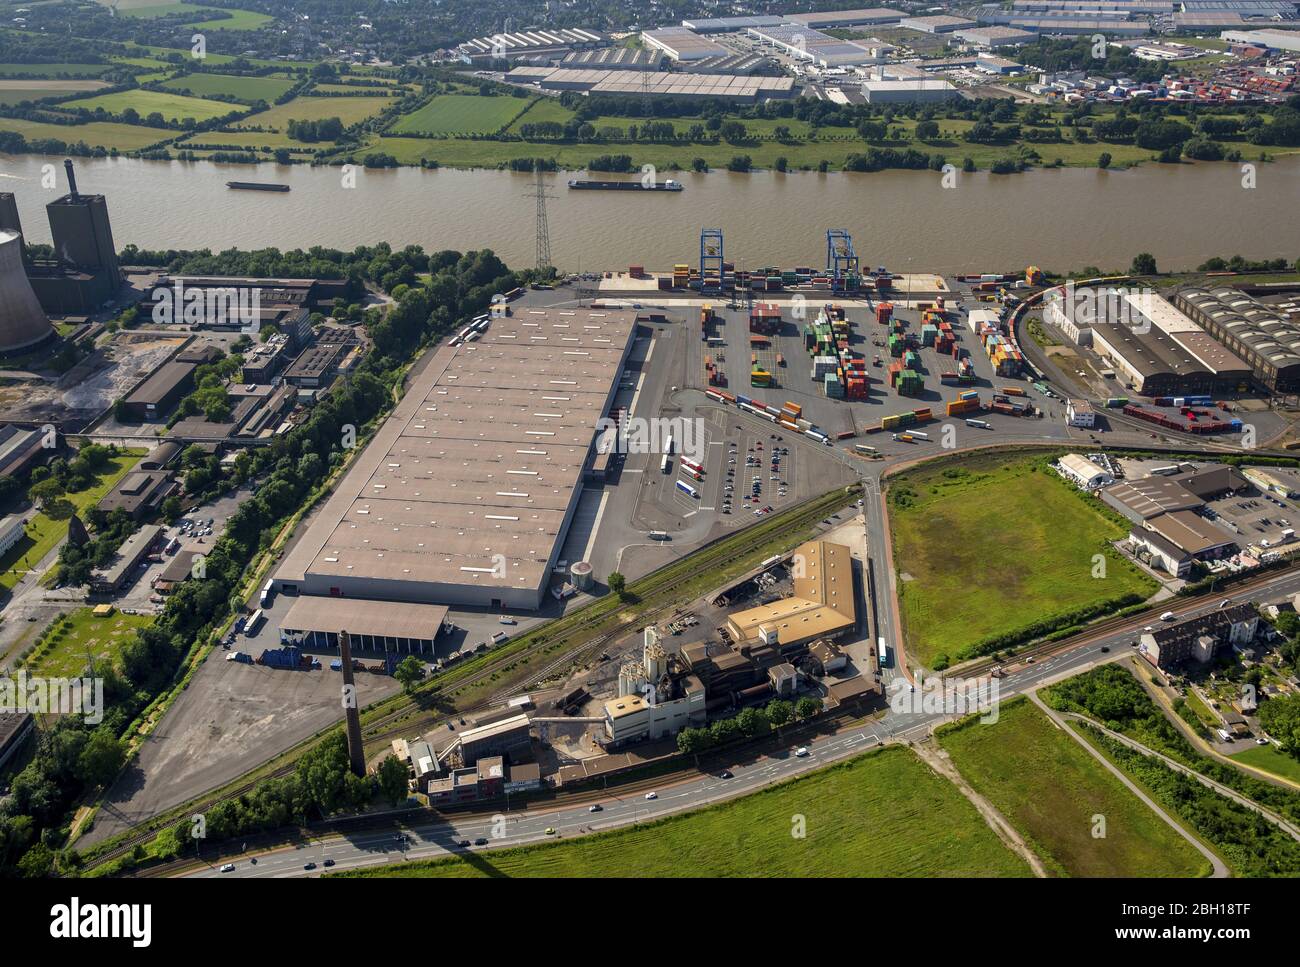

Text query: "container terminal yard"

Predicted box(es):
[73, 222, 1300, 863]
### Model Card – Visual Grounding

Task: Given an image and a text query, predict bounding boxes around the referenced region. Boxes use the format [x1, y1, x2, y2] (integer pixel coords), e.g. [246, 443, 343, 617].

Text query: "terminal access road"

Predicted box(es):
[178, 559, 1300, 879]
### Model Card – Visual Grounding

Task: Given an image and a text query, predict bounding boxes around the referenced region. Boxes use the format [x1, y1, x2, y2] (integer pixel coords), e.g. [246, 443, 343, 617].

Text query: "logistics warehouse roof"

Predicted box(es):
[726, 540, 857, 643]
[1102, 477, 1203, 520]
[1145, 509, 1237, 556]
[274, 307, 635, 601]
[281, 595, 449, 641]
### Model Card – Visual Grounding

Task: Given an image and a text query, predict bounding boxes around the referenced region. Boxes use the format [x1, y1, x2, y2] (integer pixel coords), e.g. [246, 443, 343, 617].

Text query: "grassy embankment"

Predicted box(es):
[335, 746, 1034, 878]
[938, 698, 1211, 877]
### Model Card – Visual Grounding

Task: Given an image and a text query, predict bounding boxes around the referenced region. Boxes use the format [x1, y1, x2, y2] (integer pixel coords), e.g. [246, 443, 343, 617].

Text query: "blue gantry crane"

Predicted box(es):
[700, 228, 724, 292]
[826, 229, 860, 290]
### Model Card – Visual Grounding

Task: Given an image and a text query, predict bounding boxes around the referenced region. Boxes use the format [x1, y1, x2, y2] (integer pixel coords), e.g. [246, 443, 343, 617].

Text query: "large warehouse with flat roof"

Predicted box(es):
[273, 307, 636, 612]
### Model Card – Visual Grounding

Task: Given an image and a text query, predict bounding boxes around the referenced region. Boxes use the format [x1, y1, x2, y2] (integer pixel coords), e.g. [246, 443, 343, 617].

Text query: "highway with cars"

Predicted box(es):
[187, 557, 1300, 879]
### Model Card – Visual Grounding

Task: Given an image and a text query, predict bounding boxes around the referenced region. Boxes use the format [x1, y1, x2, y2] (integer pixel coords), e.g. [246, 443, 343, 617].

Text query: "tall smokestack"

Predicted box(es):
[338, 630, 366, 777]
[64, 159, 78, 200]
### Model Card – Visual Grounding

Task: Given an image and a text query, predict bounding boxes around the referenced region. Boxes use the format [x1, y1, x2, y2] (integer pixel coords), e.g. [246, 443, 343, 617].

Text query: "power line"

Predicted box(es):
[523, 167, 554, 272]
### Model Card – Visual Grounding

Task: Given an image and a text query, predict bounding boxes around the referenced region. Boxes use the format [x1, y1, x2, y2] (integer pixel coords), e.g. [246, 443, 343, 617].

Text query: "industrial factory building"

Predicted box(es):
[747, 24, 888, 67]
[786, 8, 906, 28]
[503, 65, 796, 100]
[954, 26, 1039, 47]
[273, 307, 637, 612]
[1001, 17, 1152, 35]
[899, 14, 977, 33]
[559, 48, 665, 71]
[455, 28, 608, 62]
[1221, 28, 1300, 53]
[1102, 476, 1204, 523]
[861, 77, 960, 102]
[1170, 287, 1300, 394]
[0, 423, 53, 479]
[681, 15, 788, 32]
[642, 26, 728, 61]
[280, 596, 449, 654]
[724, 540, 857, 649]
[1049, 288, 1251, 396]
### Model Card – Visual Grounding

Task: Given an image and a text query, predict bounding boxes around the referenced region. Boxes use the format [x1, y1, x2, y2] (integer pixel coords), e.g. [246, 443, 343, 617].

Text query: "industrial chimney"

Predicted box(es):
[0, 229, 54, 356]
[337, 630, 367, 777]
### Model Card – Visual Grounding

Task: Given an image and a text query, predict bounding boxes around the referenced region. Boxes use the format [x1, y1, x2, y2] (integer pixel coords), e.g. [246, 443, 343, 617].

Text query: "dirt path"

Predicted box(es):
[914, 741, 1049, 878]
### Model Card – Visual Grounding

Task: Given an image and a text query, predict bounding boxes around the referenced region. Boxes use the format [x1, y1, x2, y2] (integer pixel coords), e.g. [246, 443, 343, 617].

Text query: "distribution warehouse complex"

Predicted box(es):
[274, 307, 637, 613]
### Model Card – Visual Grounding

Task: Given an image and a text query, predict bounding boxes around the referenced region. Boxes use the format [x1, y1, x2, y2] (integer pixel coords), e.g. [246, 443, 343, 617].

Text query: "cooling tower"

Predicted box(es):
[0, 230, 53, 356]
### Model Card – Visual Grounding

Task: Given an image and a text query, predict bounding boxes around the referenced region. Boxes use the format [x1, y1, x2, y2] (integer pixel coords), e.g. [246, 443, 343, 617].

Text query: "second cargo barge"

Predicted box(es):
[568, 179, 682, 191]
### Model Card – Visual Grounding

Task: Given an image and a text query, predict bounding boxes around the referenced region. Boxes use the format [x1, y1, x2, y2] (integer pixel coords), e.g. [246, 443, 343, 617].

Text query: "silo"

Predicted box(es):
[570, 560, 594, 591]
[0, 230, 54, 356]
[618, 661, 647, 698]
[644, 639, 668, 682]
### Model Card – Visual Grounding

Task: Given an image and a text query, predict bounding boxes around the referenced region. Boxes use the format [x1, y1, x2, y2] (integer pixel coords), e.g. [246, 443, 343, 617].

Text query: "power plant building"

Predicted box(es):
[273, 307, 637, 611]
[0, 230, 55, 356]
[24, 161, 122, 315]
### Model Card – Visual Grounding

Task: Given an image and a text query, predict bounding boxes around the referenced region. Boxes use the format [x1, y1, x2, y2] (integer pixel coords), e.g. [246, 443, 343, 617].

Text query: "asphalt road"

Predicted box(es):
[188, 560, 1300, 879]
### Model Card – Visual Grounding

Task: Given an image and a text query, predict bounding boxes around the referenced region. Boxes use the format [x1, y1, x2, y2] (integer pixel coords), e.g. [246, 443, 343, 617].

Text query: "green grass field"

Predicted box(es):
[939, 699, 1211, 877]
[388, 94, 528, 136]
[157, 72, 296, 103]
[335, 746, 1033, 878]
[0, 451, 145, 591]
[0, 116, 173, 151]
[60, 88, 237, 123]
[890, 452, 1156, 666]
[0, 80, 108, 105]
[98, 0, 271, 28]
[23, 607, 154, 679]
[1228, 744, 1300, 784]
[235, 94, 392, 133]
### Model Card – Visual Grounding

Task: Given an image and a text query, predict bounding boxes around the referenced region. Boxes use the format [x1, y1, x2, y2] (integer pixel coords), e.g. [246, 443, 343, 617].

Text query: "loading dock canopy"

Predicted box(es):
[280, 596, 449, 642]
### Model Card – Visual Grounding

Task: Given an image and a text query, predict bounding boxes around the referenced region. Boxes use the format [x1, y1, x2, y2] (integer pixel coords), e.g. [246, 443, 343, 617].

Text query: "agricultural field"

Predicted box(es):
[0, 63, 115, 78]
[336, 746, 1034, 878]
[234, 94, 393, 131]
[388, 93, 530, 136]
[504, 96, 577, 133]
[889, 452, 1156, 666]
[60, 88, 237, 123]
[0, 116, 173, 151]
[175, 129, 321, 152]
[157, 72, 297, 103]
[938, 699, 1211, 877]
[22, 607, 153, 679]
[98, 0, 271, 28]
[0, 450, 144, 591]
[0, 80, 109, 105]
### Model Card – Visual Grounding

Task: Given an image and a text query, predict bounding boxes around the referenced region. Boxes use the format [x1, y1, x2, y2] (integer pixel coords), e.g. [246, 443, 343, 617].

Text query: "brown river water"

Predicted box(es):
[1, 153, 1297, 273]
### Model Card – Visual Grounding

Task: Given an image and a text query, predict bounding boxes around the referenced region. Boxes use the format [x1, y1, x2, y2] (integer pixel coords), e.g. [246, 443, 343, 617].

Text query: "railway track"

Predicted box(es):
[142, 704, 881, 879]
[954, 561, 1299, 677]
[87, 486, 859, 872]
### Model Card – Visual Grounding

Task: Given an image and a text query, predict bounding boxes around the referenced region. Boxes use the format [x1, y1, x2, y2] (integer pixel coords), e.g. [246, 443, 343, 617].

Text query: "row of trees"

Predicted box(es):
[676, 698, 822, 754]
[0, 243, 529, 876]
